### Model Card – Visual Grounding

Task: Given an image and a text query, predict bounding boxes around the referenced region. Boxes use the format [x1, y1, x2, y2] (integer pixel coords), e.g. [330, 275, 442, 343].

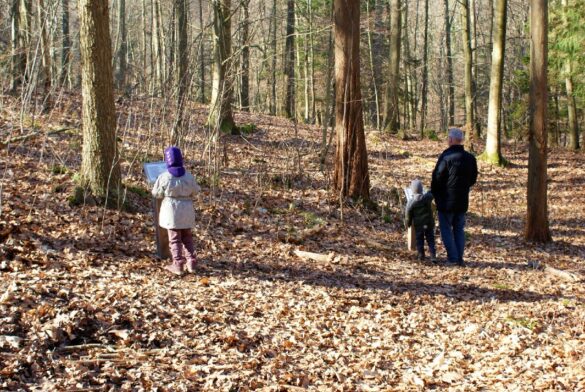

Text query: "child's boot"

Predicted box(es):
[185, 256, 198, 273]
[165, 262, 184, 276]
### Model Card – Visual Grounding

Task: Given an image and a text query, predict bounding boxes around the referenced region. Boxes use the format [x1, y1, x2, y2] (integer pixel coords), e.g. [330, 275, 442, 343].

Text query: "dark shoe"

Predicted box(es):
[165, 263, 184, 276]
[430, 254, 438, 264]
[457, 259, 466, 267]
[417, 253, 425, 261]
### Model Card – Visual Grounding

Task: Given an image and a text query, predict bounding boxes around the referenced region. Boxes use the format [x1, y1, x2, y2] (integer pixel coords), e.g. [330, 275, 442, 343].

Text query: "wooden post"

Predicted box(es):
[404, 188, 417, 251]
[152, 197, 170, 259]
[144, 162, 171, 259]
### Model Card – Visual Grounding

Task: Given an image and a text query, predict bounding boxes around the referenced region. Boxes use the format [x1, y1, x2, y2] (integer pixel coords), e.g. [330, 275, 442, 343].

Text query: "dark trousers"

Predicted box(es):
[415, 225, 436, 257]
[168, 228, 197, 266]
[438, 211, 466, 263]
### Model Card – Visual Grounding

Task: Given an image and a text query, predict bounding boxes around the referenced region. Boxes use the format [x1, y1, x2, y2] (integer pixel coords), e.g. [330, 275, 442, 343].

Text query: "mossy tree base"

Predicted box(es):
[478, 151, 509, 167]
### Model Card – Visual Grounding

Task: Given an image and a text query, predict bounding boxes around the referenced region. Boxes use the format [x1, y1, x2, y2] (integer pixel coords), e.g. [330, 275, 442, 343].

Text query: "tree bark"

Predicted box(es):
[115, 0, 127, 89]
[198, 0, 206, 102]
[37, 0, 52, 106]
[60, 0, 70, 85]
[385, 0, 401, 133]
[208, 0, 236, 134]
[461, 0, 476, 145]
[525, 0, 551, 242]
[562, 0, 579, 150]
[10, 0, 21, 92]
[333, 0, 369, 200]
[419, 0, 429, 137]
[444, 0, 454, 125]
[240, 0, 250, 112]
[284, 0, 296, 119]
[483, 0, 507, 165]
[151, 0, 164, 95]
[78, 0, 121, 199]
[269, 0, 277, 115]
[172, 0, 189, 144]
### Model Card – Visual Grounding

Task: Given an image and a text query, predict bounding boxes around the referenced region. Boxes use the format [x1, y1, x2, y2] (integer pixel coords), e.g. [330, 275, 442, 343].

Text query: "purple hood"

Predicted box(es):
[164, 146, 186, 177]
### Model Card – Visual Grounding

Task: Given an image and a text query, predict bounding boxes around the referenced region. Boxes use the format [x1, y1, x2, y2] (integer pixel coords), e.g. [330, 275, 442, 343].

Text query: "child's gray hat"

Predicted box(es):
[410, 179, 423, 194]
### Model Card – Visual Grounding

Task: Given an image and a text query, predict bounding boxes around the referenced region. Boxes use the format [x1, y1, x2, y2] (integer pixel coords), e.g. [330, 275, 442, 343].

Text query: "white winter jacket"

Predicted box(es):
[151, 171, 201, 229]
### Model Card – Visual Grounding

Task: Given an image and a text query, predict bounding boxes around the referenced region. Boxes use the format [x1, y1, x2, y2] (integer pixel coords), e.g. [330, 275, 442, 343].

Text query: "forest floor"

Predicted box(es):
[1, 94, 584, 391]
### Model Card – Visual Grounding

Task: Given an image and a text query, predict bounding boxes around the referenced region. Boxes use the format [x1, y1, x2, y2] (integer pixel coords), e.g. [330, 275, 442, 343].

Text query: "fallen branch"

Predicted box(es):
[278, 224, 325, 244]
[0, 127, 76, 149]
[293, 249, 335, 263]
[544, 266, 581, 282]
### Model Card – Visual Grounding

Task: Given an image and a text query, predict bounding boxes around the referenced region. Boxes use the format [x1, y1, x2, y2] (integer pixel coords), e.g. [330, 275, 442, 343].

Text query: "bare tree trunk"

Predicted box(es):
[37, 0, 52, 107]
[419, 0, 429, 137]
[240, 0, 250, 111]
[152, 0, 164, 95]
[172, 0, 189, 144]
[483, 0, 507, 165]
[208, 0, 236, 134]
[269, 0, 277, 115]
[565, 67, 580, 150]
[10, 0, 21, 92]
[461, 0, 476, 146]
[308, 0, 316, 123]
[284, 0, 295, 119]
[525, 0, 551, 242]
[198, 0, 206, 102]
[366, 0, 381, 129]
[115, 0, 127, 90]
[78, 0, 121, 200]
[444, 0, 454, 126]
[141, 0, 147, 92]
[333, 0, 370, 200]
[384, 0, 401, 133]
[562, 0, 579, 150]
[60, 0, 70, 86]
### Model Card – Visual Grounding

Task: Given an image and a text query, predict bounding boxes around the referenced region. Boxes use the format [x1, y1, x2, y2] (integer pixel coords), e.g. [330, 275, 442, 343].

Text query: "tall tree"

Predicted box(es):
[60, 0, 70, 85]
[78, 0, 121, 199]
[333, 0, 370, 200]
[525, 0, 551, 242]
[197, 0, 206, 102]
[420, 0, 429, 137]
[385, 0, 401, 133]
[208, 0, 237, 134]
[482, 0, 507, 165]
[9, 0, 21, 92]
[284, 0, 296, 119]
[37, 0, 52, 106]
[562, 0, 580, 150]
[461, 0, 476, 145]
[269, 0, 277, 115]
[115, 0, 127, 89]
[172, 0, 189, 144]
[240, 0, 250, 111]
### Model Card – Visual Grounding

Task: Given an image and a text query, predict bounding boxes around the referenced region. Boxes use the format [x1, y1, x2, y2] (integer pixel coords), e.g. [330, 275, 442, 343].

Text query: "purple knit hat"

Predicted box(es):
[164, 146, 186, 177]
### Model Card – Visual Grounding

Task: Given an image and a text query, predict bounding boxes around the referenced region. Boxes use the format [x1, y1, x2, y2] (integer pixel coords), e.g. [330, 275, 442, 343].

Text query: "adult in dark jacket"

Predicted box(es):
[431, 128, 478, 266]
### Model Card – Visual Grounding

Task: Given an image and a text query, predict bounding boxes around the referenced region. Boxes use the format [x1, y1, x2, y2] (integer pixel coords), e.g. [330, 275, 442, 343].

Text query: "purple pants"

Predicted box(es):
[167, 229, 197, 267]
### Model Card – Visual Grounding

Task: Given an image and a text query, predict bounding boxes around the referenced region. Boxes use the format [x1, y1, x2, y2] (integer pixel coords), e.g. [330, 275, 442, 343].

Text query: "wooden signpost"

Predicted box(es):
[144, 162, 171, 259]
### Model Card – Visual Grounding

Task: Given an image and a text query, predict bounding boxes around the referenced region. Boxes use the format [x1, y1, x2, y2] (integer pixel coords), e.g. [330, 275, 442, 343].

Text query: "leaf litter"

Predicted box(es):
[0, 95, 584, 390]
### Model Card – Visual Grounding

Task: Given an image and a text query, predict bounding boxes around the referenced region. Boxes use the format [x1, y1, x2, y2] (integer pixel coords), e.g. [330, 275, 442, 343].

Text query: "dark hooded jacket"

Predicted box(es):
[405, 191, 434, 230]
[431, 145, 478, 213]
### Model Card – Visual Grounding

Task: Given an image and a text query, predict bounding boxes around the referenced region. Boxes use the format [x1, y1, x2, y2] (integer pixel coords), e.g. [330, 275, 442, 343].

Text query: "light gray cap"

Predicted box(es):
[410, 179, 423, 194]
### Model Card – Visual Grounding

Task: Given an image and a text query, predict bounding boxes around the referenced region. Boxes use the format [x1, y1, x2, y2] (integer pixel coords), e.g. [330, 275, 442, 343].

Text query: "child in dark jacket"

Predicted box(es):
[405, 179, 437, 263]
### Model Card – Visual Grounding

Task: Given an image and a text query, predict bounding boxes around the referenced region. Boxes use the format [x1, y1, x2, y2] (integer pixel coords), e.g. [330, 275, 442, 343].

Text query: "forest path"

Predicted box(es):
[1, 101, 584, 389]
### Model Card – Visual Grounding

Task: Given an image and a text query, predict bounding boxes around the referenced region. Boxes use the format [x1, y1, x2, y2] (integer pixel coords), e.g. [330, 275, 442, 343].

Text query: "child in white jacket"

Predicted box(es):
[152, 146, 201, 275]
